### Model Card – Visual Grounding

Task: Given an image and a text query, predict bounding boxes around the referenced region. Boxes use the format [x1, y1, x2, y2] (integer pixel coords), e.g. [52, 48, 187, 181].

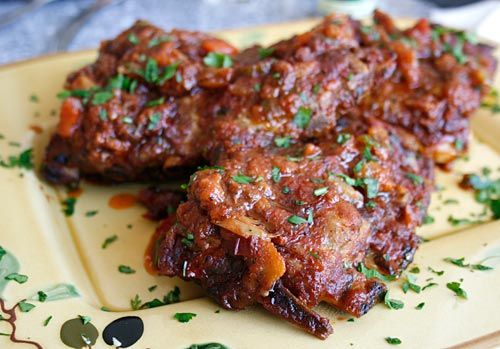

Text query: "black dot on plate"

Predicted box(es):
[102, 316, 144, 348]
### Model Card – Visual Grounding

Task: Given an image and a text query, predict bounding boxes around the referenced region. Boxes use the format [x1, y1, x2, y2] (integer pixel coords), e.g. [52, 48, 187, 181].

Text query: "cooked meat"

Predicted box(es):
[137, 186, 185, 220]
[152, 116, 434, 338]
[356, 10, 496, 166]
[41, 10, 496, 339]
[42, 21, 237, 184]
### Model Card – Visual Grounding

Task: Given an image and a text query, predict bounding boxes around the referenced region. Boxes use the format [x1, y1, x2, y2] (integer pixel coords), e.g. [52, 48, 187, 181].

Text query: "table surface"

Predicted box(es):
[0, 0, 432, 65]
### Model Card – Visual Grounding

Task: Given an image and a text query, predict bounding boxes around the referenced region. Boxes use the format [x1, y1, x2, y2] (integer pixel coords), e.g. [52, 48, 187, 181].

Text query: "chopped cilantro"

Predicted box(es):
[203, 52, 233, 68]
[422, 282, 438, 291]
[102, 235, 118, 249]
[29, 94, 39, 103]
[118, 265, 136, 274]
[148, 285, 157, 292]
[147, 36, 171, 48]
[186, 343, 228, 349]
[164, 286, 181, 304]
[0, 246, 6, 262]
[174, 312, 197, 323]
[282, 186, 291, 194]
[409, 266, 420, 274]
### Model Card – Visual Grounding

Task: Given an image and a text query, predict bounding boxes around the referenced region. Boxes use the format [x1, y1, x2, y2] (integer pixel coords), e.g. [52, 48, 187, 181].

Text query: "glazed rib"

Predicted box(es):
[42, 11, 496, 339]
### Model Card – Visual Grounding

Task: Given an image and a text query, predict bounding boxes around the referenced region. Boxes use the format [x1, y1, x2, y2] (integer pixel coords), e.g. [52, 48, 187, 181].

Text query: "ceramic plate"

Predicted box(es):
[0, 19, 499, 349]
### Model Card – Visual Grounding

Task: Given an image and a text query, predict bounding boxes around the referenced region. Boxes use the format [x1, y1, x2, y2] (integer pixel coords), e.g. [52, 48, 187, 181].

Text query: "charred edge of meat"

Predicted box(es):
[259, 281, 333, 340]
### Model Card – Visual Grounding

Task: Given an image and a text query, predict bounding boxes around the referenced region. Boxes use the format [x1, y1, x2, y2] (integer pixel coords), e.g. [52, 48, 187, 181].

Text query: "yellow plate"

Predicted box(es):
[1, 18, 500, 349]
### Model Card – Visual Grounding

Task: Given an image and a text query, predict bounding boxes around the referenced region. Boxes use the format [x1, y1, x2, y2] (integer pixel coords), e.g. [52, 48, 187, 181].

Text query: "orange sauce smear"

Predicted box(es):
[108, 193, 137, 209]
[144, 216, 175, 275]
[67, 188, 83, 198]
[29, 124, 43, 134]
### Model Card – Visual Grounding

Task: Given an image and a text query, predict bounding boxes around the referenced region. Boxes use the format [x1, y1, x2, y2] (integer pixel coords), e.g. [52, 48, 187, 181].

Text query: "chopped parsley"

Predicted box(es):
[78, 315, 91, 325]
[336, 133, 351, 145]
[293, 107, 312, 129]
[313, 187, 328, 196]
[423, 215, 435, 225]
[37, 291, 47, 302]
[446, 281, 467, 299]
[91, 91, 113, 105]
[174, 312, 197, 323]
[385, 337, 402, 345]
[274, 136, 291, 148]
[147, 35, 171, 48]
[415, 302, 425, 310]
[98, 109, 108, 121]
[232, 173, 254, 184]
[102, 235, 118, 249]
[147, 112, 162, 130]
[108, 74, 138, 93]
[0, 246, 6, 262]
[18, 301, 35, 313]
[148, 285, 157, 292]
[271, 167, 281, 183]
[131, 294, 142, 310]
[181, 233, 195, 247]
[258, 47, 275, 59]
[409, 266, 420, 274]
[444, 257, 493, 271]
[5, 272, 28, 284]
[43, 316, 53, 327]
[282, 186, 291, 194]
[158, 63, 179, 84]
[118, 265, 136, 274]
[0, 148, 33, 170]
[85, 210, 98, 217]
[146, 97, 165, 107]
[61, 197, 77, 216]
[406, 173, 424, 185]
[287, 215, 308, 225]
[357, 263, 395, 282]
[164, 286, 181, 304]
[428, 266, 444, 276]
[402, 274, 421, 294]
[422, 282, 438, 291]
[384, 292, 404, 310]
[203, 52, 233, 68]
[143, 58, 160, 83]
[29, 94, 39, 103]
[127, 33, 139, 45]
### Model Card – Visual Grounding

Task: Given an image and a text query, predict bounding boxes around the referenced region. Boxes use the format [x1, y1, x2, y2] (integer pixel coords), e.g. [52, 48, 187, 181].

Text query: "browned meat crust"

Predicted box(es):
[42, 11, 496, 339]
[152, 116, 433, 337]
[42, 21, 237, 184]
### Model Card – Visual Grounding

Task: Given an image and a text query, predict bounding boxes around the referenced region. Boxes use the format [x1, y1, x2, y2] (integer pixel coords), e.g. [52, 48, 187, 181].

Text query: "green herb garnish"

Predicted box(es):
[446, 281, 467, 299]
[61, 197, 77, 216]
[293, 107, 312, 129]
[118, 265, 136, 274]
[5, 273, 28, 284]
[102, 235, 118, 249]
[232, 173, 254, 184]
[203, 52, 233, 68]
